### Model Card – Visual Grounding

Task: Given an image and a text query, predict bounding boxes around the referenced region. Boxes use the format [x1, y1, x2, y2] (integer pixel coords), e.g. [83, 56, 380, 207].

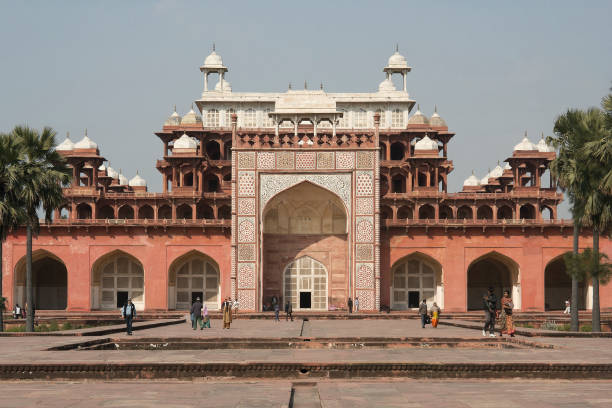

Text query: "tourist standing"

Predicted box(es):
[347, 297, 353, 314]
[121, 298, 136, 335]
[12, 304, 21, 319]
[222, 298, 232, 329]
[274, 301, 280, 322]
[563, 299, 571, 314]
[482, 287, 497, 337]
[233, 298, 239, 318]
[419, 299, 428, 328]
[430, 302, 441, 328]
[190, 297, 203, 330]
[499, 290, 515, 337]
[285, 300, 293, 321]
[354, 297, 359, 313]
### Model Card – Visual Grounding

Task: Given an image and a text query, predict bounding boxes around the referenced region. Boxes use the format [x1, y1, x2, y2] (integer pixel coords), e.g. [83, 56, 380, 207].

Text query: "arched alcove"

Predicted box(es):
[138, 205, 154, 220]
[196, 203, 214, 219]
[457, 205, 472, 220]
[76, 203, 92, 220]
[467, 252, 520, 310]
[91, 250, 145, 310]
[497, 205, 513, 220]
[520, 204, 535, 219]
[118, 205, 134, 220]
[176, 204, 192, 220]
[14, 250, 67, 310]
[168, 250, 220, 310]
[158, 205, 172, 220]
[545, 255, 587, 310]
[397, 205, 413, 220]
[477, 205, 493, 220]
[439, 204, 453, 219]
[390, 142, 405, 161]
[98, 205, 115, 219]
[390, 253, 443, 310]
[418, 204, 435, 220]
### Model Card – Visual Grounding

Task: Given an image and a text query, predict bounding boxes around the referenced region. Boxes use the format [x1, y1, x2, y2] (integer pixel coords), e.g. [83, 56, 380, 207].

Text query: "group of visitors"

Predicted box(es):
[273, 298, 294, 322]
[482, 287, 515, 337]
[347, 297, 359, 313]
[189, 297, 211, 330]
[418, 300, 441, 328]
[12, 303, 27, 319]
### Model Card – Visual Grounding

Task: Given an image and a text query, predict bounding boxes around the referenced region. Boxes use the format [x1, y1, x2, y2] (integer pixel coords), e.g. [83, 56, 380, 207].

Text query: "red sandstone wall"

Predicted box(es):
[1, 228, 231, 311]
[262, 234, 348, 308]
[381, 228, 612, 312]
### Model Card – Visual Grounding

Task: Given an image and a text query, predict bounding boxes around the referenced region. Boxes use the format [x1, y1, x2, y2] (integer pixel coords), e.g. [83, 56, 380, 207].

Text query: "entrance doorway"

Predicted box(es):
[284, 256, 328, 311]
[116, 291, 128, 308]
[467, 252, 520, 310]
[14, 252, 68, 310]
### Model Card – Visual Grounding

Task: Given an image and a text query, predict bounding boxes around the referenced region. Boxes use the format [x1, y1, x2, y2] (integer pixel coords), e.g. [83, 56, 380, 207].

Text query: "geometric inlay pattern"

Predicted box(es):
[355, 244, 374, 261]
[356, 289, 375, 311]
[355, 216, 374, 242]
[356, 171, 374, 196]
[356, 263, 375, 289]
[237, 198, 256, 215]
[336, 151, 355, 169]
[355, 196, 373, 215]
[316, 152, 334, 169]
[237, 152, 256, 169]
[276, 151, 294, 170]
[356, 151, 374, 169]
[296, 152, 316, 169]
[237, 263, 255, 289]
[237, 244, 256, 261]
[259, 173, 352, 216]
[238, 217, 256, 242]
[257, 152, 275, 169]
[238, 289, 256, 311]
[237, 171, 256, 197]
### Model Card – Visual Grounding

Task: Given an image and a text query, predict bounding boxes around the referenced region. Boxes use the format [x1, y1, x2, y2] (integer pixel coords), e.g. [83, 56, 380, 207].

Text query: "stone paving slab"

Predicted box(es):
[1, 379, 612, 407]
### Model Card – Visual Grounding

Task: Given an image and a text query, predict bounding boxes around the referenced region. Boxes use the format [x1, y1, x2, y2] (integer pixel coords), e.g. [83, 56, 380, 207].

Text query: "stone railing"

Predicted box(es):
[42, 218, 231, 227]
[384, 218, 573, 227]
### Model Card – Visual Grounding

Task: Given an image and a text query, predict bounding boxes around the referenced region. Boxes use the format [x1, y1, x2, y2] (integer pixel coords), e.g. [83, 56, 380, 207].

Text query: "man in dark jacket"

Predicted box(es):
[418, 300, 428, 328]
[347, 297, 353, 314]
[121, 298, 136, 335]
[482, 287, 497, 337]
[190, 297, 203, 330]
[285, 300, 293, 321]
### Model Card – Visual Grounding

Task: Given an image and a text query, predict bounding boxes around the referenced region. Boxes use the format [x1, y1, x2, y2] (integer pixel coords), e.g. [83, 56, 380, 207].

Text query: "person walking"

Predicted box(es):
[12, 304, 21, 319]
[354, 297, 359, 313]
[347, 297, 353, 314]
[419, 299, 428, 328]
[430, 302, 441, 328]
[274, 301, 280, 322]
[190, 297, 203, 330]
[563, 299, 571, 314]
[222, 297, 232, 329]
[121, 298, 136, 335]
[499, 290, 515, 337]
[285, 300, 293, 321]
[482, 287, 497, 337]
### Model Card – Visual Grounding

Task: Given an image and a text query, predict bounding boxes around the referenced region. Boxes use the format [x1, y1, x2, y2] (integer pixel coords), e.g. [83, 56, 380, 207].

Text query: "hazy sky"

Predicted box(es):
[2, 1, 611, 218]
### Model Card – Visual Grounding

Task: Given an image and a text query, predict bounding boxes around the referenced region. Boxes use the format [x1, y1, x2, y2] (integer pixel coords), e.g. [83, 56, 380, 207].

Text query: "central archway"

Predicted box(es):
[262, 181, 348, 311]
[91, 251, 144, 311]
[390, 253, 442, 310]
[168, 251, 220, 311]
[283, 256, 328, 310]
[467, 252, 520, 310]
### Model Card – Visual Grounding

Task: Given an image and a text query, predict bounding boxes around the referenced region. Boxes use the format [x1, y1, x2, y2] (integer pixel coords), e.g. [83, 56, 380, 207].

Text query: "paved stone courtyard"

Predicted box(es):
[1, 318, 611, 407]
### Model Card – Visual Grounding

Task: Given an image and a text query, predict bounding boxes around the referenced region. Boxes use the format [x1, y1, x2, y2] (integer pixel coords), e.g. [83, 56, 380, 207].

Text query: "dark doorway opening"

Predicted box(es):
[408, 291, 420, 308]
[192, 291, 204, 303]
[300, 292, 312, 309]
[117, 291, 129, 308]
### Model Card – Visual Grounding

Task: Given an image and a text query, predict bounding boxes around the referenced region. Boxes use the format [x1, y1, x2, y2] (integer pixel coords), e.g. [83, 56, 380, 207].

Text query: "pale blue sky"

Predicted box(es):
[2, 1, 611, 218]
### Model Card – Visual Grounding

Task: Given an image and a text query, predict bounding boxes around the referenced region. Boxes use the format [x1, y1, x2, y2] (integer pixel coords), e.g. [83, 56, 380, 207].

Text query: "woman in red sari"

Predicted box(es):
[499, 290, 515, 337]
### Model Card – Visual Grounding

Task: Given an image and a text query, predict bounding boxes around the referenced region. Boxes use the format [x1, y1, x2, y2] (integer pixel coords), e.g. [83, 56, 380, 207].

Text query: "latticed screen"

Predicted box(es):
[100, 256, 144, 309]
[392, 109, 404, 128]
[244, 108, 257, 127]
[284, 257, 328, 310]
[376, 109, 387, 128]
[391, 258, 436, 309]
[206, 109, 219, 127]
[354, 110, 367, 128]
[175, 258, 219, 310]
[224, 108, 235, 127]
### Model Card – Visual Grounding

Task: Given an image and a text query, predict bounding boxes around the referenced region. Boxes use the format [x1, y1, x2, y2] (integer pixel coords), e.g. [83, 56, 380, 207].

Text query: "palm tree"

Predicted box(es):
[12, 126, 70, 332]
[548, 109, 597, 331]
[0, 134, 25, 332]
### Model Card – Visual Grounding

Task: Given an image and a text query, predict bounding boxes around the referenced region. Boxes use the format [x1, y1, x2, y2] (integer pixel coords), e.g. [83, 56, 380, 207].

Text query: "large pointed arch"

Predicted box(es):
[167, 250, 220, 310]
[14, 249, 67, 310]
[544, 253, 588, 310]
[467, 251, 520, 310]
[91, 250, 144, 311]
[390, 252, 443, 310]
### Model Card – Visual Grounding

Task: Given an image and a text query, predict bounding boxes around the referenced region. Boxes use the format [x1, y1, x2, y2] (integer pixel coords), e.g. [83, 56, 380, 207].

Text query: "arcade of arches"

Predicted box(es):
[263, 182, 347, 310]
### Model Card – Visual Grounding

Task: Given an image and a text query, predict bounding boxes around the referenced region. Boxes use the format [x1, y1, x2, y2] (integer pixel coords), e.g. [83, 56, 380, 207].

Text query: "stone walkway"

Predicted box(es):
[1, 379, 611, 407]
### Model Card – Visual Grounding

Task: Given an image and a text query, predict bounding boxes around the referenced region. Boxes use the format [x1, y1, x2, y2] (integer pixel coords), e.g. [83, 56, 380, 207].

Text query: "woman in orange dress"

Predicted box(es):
[500, 290, 515, 337]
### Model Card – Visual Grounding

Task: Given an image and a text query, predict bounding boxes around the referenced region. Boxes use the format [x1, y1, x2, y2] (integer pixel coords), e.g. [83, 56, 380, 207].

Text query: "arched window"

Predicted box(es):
[390, 142, 405, 161]
[354, 109, 367, 128]
[284, 256, 327, 310]
[98, 205, 114, 219]
[439, 205, 453, 219]
[138, 205, 154, 220]
[100, 255, 144, 310]
[391, 109, 404, 128]
[176, 204, 192, 219]
[541, 205, 553, 220]
[118, 205, 134, 219]
[520, 204, 536, 219]
[76, 203, 92, 220]
[391, 174, 406, 193]
[397, 206, 413, 220]
[224, 108, 235, 127]
[244, 108, 256, 127]
[175, 256, 219, 310]
[158, 205, 172, 220]
[457, 205, 473, 220]
[497, 205, 513, 220]
[477, 206, 493, 220]
[206, 109, 219, 127]
[392, 256, 438, 309]
[418, 204, 435, 220]
[196, 203, 214, 219]
[380, 205, 393, 220]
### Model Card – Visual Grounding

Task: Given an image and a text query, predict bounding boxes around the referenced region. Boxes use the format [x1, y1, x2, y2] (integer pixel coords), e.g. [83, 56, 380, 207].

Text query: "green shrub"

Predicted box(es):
[61, 322, 73, 331]
[580, 324, 593, 332]
[558, 323, 571, 331]
[48, 321, 59, 331]
[542, 321, 559, 331]
[6, 325, 25, 332]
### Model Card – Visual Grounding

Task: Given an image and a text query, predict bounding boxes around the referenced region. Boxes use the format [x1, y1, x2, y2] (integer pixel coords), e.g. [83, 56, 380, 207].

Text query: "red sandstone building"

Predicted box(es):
[2, 49, 611, 313]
